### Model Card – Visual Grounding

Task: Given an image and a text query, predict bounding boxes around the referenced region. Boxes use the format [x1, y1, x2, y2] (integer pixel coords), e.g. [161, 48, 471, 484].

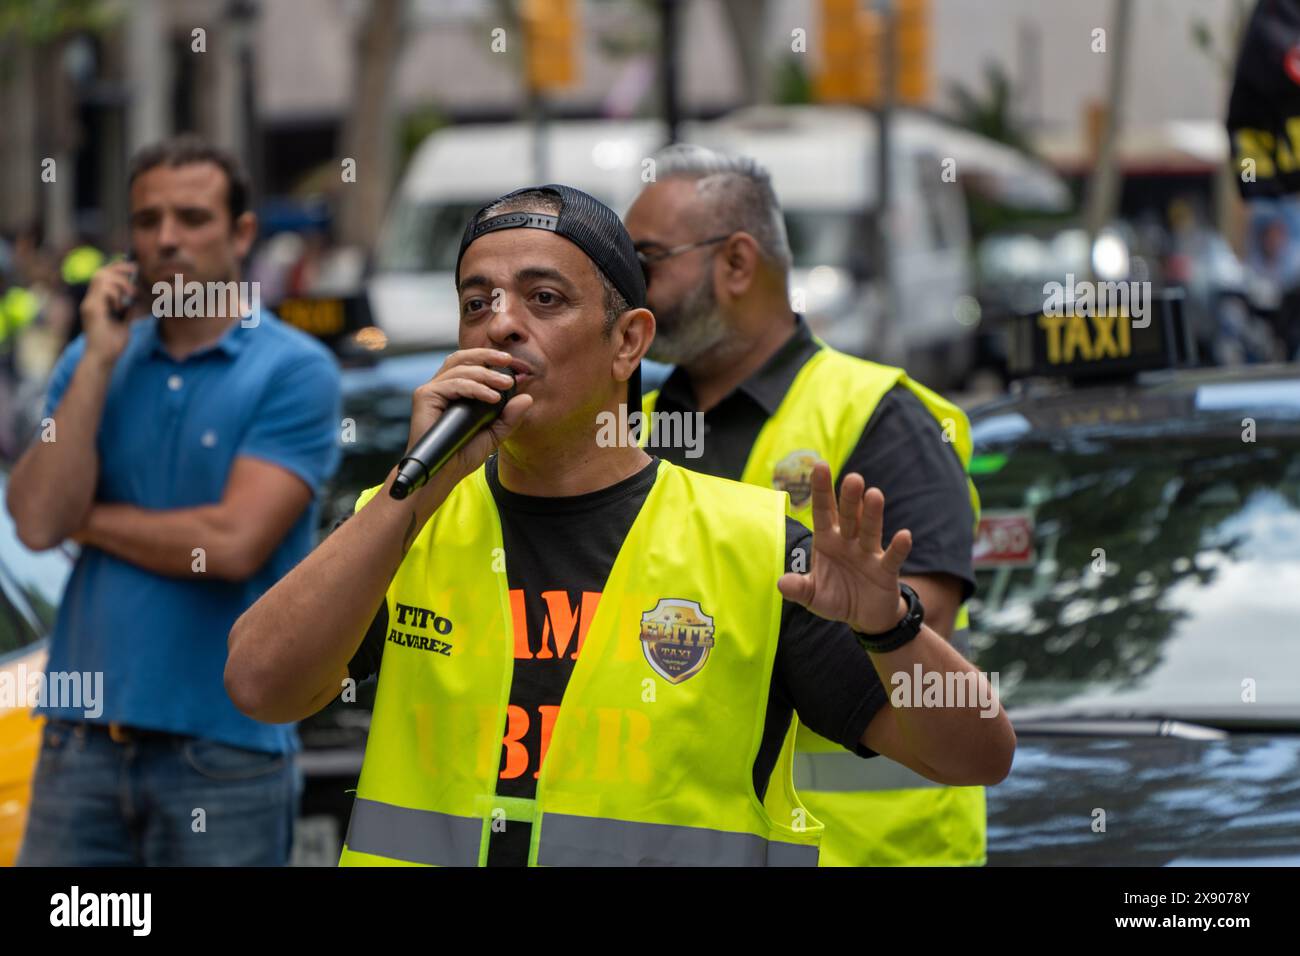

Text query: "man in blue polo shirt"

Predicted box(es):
[6, 135, 341, 865]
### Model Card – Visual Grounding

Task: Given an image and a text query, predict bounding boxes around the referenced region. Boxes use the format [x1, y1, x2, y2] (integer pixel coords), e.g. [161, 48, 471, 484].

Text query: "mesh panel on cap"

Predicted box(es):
[455, 184, 645, 311]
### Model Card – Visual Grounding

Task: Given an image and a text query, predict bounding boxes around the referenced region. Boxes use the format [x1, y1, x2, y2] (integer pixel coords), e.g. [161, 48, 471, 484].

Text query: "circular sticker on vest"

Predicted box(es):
[772, 449, 822, 509]
[640, 598, 715, 684]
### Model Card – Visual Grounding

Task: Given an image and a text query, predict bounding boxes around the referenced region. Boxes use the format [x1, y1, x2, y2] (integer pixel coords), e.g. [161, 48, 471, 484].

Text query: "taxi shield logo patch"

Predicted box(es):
[772, 449, 822, 508]
[640, 599, 715, 684]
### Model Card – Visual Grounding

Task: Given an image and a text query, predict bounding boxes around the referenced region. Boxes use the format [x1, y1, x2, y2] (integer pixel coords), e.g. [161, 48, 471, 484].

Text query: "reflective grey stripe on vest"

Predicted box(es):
[951, 627, 971, 657]
[344, 797, 481, 866]
[794, 752, 943, 793]
[537, 813, 818, 867]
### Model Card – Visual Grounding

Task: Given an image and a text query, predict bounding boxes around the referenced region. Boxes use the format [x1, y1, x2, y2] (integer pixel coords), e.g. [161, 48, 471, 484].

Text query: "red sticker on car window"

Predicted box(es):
[973, 511, 1036, 568]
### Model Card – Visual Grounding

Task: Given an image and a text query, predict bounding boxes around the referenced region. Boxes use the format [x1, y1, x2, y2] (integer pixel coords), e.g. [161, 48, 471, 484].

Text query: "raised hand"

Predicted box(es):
[777, 461, 914, 636]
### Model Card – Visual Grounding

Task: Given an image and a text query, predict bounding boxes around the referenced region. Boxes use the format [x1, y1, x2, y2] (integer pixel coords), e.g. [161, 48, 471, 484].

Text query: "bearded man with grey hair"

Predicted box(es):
[624, 144, 986, 868]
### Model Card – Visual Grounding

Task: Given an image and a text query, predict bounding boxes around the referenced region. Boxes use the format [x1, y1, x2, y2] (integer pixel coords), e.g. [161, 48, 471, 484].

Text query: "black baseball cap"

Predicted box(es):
[456, 184, 647, 404]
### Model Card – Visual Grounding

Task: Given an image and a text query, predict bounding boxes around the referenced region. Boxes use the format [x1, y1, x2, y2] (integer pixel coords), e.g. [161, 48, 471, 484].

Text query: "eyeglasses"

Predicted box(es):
[636, 234, 731, 283]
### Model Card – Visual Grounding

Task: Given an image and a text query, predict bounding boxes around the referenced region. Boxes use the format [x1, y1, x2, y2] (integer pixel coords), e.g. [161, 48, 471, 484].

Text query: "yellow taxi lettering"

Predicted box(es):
[1063, 314, 1094, 362]
[1091, 312, 1130, 359]
[1037, 314, 1066, 364]
[1279, 129, 1298, 174]
[1287, 117, 1300, 171]
[1236, 129, 1277, 179]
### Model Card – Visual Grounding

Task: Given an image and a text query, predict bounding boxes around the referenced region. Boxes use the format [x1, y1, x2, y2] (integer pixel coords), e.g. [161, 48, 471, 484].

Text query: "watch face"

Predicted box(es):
[900, 583, 923, 626]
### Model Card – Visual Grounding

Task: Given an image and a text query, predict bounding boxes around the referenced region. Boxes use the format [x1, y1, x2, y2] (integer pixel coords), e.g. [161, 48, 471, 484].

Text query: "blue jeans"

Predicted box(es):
[17, 720, 302, 866]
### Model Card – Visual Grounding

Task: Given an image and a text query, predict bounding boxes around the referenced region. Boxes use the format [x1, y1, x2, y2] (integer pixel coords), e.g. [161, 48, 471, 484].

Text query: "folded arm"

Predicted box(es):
[75, 456, 314, 581]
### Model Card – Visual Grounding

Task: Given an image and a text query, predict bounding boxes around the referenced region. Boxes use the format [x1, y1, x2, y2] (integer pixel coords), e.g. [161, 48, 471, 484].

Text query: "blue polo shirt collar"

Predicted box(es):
[142, 311, 253, 361]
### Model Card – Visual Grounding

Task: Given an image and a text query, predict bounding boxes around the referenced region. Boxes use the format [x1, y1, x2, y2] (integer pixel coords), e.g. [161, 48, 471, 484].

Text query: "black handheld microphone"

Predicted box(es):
[389, 367, 516, 500]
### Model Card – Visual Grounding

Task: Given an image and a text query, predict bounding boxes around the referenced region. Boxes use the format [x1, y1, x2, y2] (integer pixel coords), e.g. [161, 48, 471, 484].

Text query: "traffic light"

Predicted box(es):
[814, 0, 929, 107]
[895, 0, 929, 105]
[815, 0, 879, 104]
[523, 0, 580, 92]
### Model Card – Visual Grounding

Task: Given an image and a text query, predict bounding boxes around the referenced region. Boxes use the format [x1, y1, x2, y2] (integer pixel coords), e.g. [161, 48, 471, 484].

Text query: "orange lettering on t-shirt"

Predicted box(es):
[535, 590, 601, 659]
[499, 704, 530, 779]
[509, 589, 531, 660]
[533, 704, 561, 778]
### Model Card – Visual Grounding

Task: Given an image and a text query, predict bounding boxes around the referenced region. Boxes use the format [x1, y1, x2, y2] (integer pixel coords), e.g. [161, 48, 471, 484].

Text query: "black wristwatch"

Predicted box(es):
[853, 582, 925, 654]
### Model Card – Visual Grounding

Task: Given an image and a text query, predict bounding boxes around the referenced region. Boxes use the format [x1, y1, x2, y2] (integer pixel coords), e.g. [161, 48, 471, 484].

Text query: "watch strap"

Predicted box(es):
[854, 582, 924, 654]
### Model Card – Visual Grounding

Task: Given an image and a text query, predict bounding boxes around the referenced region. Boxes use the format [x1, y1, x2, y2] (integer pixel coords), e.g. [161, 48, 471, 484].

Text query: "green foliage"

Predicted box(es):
[947, 59, 1069, 242]
[773, 54, 813, 106]
[965, 186, 1078, 245]
[399, 106, 448, 171]
[947, 60, 1034, 157]
[0, 0, 119, 45]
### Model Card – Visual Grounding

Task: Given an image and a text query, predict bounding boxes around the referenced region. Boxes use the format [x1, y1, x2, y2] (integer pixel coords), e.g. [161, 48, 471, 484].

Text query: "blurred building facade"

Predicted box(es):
[0, 0, 1245, 248]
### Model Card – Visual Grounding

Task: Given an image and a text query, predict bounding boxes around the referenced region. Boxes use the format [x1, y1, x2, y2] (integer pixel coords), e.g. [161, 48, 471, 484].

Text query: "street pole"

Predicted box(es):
[659, 0, 681, 146]
[874, 0, 898, 360]
[227, 0, 262, 209]
[1083, 0, 1134, 283]
[530, 86, 548, 184]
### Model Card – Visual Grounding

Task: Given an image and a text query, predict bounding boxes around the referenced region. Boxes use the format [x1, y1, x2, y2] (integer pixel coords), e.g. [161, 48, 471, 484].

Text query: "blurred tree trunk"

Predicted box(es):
[0, 0, 118, 243]
[37, 36, 78, 249]
[720, 0, 771, 106]
[0, 38, 40, 235]
[337, 0, 406, 250]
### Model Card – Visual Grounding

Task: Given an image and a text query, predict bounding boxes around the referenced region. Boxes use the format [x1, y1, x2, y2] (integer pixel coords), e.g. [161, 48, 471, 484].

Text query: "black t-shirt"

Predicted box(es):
[342, 455, 888, 867]
[651, 315, 977, 603]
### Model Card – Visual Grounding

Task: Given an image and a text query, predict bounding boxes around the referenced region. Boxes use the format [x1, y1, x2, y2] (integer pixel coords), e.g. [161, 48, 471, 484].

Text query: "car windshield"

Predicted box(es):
[375, 200, 494, 273]
[0, 473, 73, 654]
[969, 429, 1300, 721]
[977, 229, 1091, 287]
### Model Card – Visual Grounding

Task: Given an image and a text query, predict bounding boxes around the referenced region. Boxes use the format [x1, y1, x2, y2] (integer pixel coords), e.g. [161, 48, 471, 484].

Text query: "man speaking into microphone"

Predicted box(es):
[225, 184, 1013, 867]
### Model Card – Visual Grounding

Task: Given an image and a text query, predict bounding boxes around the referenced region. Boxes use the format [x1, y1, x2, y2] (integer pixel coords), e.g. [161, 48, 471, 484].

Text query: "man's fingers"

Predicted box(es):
[777, 572, 815, 607]
[90, 275, 134, 310]
[859, 486, 886, 553]
[419, 376, 505, 408]
[838, 472, 864, 541]
[880, 528, 913, 576]
[443, 348, 516, 372]
[493, 393, 534, 439]
[809, 460, 836, 537]
[97, 262, 137, 283]
[434, 362, 516, 392]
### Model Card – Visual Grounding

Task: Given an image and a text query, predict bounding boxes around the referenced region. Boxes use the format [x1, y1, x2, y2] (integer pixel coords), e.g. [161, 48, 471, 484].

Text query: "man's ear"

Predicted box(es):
[232, 211, 258, 260]
[613, 307, 655, 384]
[717, 231, 761, 300]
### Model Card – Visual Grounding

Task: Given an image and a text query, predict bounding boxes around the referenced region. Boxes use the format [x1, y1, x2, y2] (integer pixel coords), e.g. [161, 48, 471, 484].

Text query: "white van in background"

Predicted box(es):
[368, 107, 1067, 388]
[368, 119, 674, 348]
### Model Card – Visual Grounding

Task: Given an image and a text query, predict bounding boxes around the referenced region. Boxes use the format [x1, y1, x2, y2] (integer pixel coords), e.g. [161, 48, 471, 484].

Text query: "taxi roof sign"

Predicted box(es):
[1005, 287, 1193, 382]
[274, 293, 371, 348]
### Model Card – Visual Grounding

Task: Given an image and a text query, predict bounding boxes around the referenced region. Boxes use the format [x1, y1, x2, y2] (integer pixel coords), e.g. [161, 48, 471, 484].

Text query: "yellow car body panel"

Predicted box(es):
[0, 644, 46, 867]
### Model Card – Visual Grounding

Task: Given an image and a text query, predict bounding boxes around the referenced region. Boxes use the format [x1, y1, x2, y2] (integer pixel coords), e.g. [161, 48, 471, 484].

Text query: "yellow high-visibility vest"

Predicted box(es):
[60, 245, 104, 285]
[338, 460, 822, 866]
[645, 345, 986, 866]
[0, 286, 39, 342]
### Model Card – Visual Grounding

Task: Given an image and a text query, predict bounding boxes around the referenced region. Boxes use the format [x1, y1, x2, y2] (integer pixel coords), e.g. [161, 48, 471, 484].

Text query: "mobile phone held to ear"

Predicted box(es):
[112, 251, 138, 322]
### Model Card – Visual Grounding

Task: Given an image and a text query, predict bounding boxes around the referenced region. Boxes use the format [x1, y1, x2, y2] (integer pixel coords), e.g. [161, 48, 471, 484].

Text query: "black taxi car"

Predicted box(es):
[967, 294, 1300, 864]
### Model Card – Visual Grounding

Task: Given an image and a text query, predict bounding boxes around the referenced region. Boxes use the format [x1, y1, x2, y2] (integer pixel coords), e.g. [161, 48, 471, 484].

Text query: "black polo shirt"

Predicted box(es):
[650, 315, 976, 602]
